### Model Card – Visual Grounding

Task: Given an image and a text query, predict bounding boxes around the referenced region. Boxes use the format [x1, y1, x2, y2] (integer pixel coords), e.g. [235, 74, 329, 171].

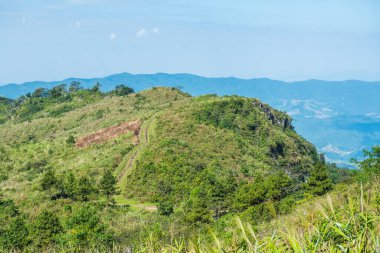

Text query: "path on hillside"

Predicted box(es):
[115, 115, 157, 212]
[116, 115, 155, 183]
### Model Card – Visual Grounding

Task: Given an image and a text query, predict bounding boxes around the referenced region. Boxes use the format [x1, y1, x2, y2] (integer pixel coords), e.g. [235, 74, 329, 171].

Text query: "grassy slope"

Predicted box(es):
[0, 88, 188, 228]
[0, 87, 340, 250]
[126, 94, 318, 203]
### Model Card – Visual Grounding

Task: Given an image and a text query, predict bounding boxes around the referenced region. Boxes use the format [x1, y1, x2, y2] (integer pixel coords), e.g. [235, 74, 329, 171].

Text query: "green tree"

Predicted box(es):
[356, 146, 380, 175]
[69, 81, 82, 92]
[113, 85, 134, 96]
[63, 171, 77, 199]
[76, 175, 95, 202]
[99, 170, 117, 203]
[305, 162, 333, 196]
[0, 193, 19, 220]
[264, 172, 292, 200]
[2, 217, 29, 250]
[66, 135, 76, 145]
[183, 186, 213, 224]
[91, 82, 101, 92]
[49, 84, 67, 98]
[158, 201, 174, 216]
[41, 170, 58, 197]
[33, 210, 62, 247]
[0, 194, 29, 250]
[61, 204, 113, 248]
[32, 87, 48, 98]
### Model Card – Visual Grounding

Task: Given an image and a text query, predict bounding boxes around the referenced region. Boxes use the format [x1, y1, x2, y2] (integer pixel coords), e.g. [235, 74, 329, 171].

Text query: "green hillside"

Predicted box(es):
[0, 84, 376, 252]
[125, 94, 319, 220]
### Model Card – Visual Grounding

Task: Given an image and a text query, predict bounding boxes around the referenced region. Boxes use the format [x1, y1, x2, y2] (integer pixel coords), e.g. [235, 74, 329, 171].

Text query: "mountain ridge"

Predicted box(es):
[2, 72, 380, 100]
[1, 72, 379, 166]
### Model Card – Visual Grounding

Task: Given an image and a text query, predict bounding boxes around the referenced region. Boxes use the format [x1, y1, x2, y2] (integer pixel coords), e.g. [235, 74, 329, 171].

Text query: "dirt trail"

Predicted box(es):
[116, 116, 155, 182]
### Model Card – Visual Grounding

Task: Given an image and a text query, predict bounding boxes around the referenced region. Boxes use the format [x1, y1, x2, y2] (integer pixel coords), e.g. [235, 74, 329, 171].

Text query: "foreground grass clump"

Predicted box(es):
[139, 178, 379, 252]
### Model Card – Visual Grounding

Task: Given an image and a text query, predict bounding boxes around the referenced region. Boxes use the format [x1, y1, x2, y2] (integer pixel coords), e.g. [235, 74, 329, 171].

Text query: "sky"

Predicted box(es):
[0, 0, 380, 84]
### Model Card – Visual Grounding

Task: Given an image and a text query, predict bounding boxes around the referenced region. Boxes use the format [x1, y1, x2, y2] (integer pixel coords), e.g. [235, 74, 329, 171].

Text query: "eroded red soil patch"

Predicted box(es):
[76, 120, 141, 148]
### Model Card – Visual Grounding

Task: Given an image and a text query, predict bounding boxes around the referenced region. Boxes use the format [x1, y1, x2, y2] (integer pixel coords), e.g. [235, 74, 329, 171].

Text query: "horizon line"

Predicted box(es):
[1, 71, 380, 87]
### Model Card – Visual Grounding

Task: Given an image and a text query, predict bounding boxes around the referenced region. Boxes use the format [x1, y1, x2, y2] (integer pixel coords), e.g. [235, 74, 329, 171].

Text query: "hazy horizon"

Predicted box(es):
[2, 71, 380, 87]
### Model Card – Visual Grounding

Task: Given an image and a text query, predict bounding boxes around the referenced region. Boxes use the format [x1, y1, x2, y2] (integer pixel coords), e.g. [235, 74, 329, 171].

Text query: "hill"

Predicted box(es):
[0, 85, 347, 251]
[125, 94, 319, 211]
[1, 73, 379, 166]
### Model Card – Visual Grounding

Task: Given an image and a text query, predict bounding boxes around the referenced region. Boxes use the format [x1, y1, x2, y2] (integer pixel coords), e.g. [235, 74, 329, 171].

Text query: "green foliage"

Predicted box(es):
[91, 82, 101, 92]
[3, 83, 107, 122]
[0, 97, 12, 124]
[40, 170, 58, 196]
[99, 169, 117, 202]
[76, 175, 96, 202]
[304, 162, 333, 196]
[126, 95, 319, 227]
[62, 170, 77, 199]
[0, 193, 19, 220]
[183, 186, 213, 224]
[158, 201, 174, 216]
[111, 84, 135, 96]
[60, 205, 114, 249]
[232, 172, 293, 216]
[355, 145, 380, 176]
[327, 162, 354, 183]
[138, 176, 380, 252]
[69, 81, 83, 92]
[33, 210, 63, 246]
[66, 135, 76, 145]
[2, 216, 29, 250]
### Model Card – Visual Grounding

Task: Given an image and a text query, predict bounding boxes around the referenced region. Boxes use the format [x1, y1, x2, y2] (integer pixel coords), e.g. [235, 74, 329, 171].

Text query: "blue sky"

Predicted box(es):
[0, 0, 380, 84]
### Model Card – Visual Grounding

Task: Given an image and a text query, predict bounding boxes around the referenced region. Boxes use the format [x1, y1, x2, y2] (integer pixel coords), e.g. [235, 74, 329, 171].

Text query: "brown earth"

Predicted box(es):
[75, 120, 141, 148]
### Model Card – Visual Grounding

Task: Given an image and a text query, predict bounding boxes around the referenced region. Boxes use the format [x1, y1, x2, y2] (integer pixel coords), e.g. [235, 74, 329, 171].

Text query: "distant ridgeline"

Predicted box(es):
[1, 73, 379, 166]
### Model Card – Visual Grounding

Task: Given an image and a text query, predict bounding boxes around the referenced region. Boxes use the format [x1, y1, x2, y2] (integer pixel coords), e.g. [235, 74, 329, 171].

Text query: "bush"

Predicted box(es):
[158, 201, 174, 216]
[60, 204, 114, 249]
[33, 210, 62, 247]
[66, 135, 76, 145]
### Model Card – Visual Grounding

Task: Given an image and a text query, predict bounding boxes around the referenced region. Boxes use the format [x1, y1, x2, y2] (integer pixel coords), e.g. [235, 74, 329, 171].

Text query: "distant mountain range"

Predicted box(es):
[1, 72, 380, 167]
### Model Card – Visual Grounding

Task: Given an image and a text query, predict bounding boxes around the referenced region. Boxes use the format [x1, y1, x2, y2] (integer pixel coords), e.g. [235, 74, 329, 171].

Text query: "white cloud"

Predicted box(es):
[366, 112, 380, 119]
[152, 27, 160, 35]
[136, 28, 148, 38]
[320, 144, 353, 157]
[109, 33, 116, 41]
[75, 21, 81, 29]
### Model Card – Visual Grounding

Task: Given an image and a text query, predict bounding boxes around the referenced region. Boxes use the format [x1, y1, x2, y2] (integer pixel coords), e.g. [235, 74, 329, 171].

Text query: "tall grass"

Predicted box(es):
[134, 178, 379, 253]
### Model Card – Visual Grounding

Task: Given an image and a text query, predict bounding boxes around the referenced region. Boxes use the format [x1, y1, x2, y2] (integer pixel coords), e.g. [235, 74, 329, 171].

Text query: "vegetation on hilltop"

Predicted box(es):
[126, 95, 322, 224]
[0, 83, 375, 252]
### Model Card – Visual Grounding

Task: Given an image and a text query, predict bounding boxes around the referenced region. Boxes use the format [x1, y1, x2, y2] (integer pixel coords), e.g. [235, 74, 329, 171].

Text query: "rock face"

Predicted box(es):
[251, 100, 293, 130]
[75, 120, 141, 148]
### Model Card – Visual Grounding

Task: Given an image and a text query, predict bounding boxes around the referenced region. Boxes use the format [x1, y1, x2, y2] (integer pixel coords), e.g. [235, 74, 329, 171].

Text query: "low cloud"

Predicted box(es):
[109, 33, 116, 40]
[136, 28, 148, 38]
[136, 27, 160, 38]
[152, 27, 160, 35]
[321, 144, 353, 157]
